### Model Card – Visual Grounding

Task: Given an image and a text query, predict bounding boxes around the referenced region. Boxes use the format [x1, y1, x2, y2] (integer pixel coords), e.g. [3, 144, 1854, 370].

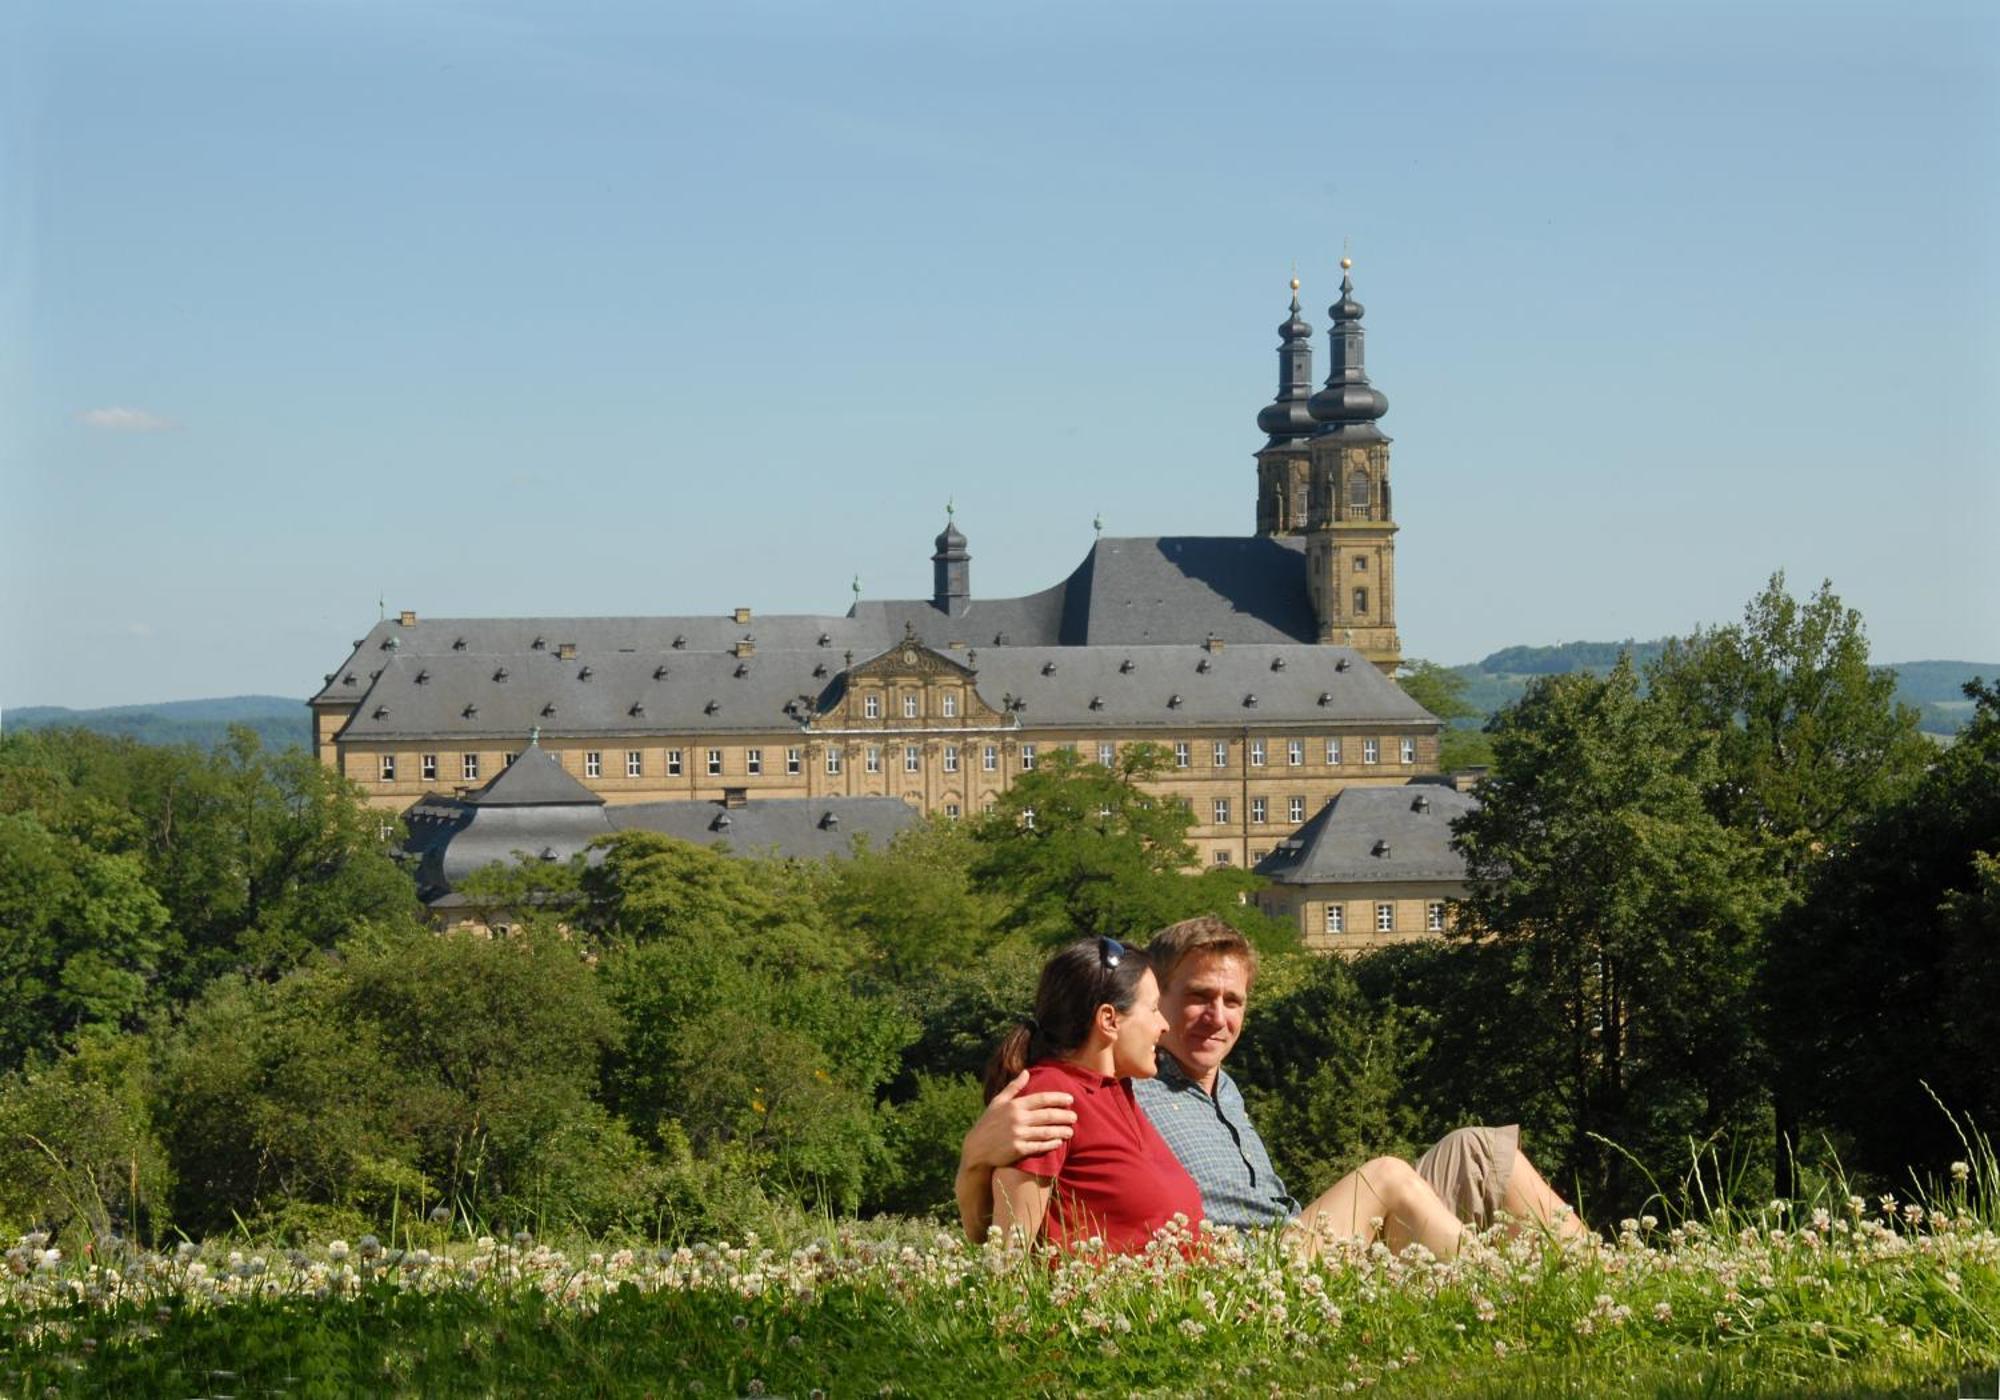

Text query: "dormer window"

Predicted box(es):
[1119, 659, 1135, 674]
[578, 666, 593, 681]
[493, 667, 509, 683]
[818, 632, 832, 647]
[1271, 657, 1286, 671]
[1196, 657, 1211, 674]
[372, 705, 388, 719]
[1089, 696, 1104, 710]
[672, 635, 686, 649]
[1041, 661, 1057, 676]
[704, 699, 720, 714]
[542, 703, 556, 717]
[813, 663, 828, 678]
[735, 662, 749, 678]
[1168, 694, 1183, 708]
[461, 704, 478, 718]
[629, 703, 645, 717]
[452, 637, 467, 650]
[415, 669, 430, 685]
[531, 636, 546, 650]
[654, 665, 668, 680]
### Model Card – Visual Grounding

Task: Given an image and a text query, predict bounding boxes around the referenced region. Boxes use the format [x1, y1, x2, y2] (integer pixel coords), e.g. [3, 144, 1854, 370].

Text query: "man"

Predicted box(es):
[957, 915, 1585, 1251]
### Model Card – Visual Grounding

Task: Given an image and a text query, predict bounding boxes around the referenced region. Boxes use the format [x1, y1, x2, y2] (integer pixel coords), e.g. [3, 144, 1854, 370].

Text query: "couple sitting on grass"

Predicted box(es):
[956, 916, 1589, 1257]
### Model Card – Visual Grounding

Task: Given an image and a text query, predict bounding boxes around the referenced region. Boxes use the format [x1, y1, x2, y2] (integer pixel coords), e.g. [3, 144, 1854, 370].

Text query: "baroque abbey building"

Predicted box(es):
[311, 264, 1457, 891]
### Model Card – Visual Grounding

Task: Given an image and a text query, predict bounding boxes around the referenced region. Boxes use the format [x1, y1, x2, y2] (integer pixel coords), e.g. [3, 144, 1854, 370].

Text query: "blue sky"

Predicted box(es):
[4, 0, 1994, 708]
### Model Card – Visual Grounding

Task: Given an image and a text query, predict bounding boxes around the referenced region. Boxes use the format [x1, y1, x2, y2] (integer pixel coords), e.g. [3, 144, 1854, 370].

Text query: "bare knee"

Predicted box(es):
[1356, 1156, 1423, 1210]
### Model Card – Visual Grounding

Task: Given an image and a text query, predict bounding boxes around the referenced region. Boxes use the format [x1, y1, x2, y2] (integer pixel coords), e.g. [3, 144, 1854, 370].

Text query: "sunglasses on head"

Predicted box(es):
[1097, 936, 1127, 969]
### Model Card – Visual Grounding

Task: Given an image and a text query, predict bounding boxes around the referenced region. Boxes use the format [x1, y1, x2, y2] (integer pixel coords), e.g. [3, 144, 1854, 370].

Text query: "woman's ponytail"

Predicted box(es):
[982, 1023, 1037, 1102]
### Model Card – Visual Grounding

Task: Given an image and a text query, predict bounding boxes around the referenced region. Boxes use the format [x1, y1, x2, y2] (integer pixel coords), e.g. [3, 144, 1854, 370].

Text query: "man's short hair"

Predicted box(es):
[1146, 915, 1259, 991]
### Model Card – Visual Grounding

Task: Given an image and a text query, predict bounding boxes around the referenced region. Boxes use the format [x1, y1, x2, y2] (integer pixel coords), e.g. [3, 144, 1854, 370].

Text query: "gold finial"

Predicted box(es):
[1290, 276, 1301, 292]
[1340, 256, 1353, 270]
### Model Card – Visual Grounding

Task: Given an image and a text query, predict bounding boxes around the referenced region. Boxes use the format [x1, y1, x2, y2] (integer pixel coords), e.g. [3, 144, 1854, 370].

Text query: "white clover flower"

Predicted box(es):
[327, 1241, 350, 1262]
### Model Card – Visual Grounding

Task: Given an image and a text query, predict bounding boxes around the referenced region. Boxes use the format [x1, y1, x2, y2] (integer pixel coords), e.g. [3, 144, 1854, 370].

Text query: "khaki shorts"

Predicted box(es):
[1414, 1124, 1520, 1228]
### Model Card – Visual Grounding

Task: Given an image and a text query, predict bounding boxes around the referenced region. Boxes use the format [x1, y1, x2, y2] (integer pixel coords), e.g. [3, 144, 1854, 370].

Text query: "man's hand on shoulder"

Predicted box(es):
[960, 1070, 1077, 1169]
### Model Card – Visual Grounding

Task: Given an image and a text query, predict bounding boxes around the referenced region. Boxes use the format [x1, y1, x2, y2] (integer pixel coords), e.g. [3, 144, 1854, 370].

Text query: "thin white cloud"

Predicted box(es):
[76, 406, 177, 432]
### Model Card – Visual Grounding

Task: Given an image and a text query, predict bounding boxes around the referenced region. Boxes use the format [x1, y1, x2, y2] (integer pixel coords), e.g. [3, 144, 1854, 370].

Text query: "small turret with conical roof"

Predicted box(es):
[931, 502, 971, 616]
[1255, 277, 1317, 537]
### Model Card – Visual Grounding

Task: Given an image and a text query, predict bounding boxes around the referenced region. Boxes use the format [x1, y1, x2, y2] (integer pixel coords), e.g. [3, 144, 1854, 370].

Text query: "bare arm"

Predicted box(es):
[955, 1070, 1076, 1244]
[990, 1167, 1053, 1246]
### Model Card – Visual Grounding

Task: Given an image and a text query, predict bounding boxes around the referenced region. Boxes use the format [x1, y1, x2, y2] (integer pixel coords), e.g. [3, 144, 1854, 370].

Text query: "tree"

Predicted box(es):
[1450, 663, 1779, 1214]
[1400, 659, 1494, 771]
[1648, 576, 1932, 1188]
[968, 744, 1296, 951]
[1765, 681, 2000, 1181]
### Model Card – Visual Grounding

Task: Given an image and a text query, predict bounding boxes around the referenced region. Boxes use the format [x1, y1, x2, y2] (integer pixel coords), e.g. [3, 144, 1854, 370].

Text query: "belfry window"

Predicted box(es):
[1346, 470, 1371, 518]
[1354, 555, 1369, 572]
[1353, 587, 1369, 615]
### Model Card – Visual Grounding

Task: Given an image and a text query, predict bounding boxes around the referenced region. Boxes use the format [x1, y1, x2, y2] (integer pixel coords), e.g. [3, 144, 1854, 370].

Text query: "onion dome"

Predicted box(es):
[1256, 278, 1317, 447]
[1308, 259, 1390, 441]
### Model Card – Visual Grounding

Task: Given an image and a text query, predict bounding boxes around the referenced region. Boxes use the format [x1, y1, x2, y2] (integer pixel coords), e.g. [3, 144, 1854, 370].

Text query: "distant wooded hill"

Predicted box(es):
[4, 649, 1991, 751]
[2, 696, 308, 752]
[1447, 645, 1993, 737]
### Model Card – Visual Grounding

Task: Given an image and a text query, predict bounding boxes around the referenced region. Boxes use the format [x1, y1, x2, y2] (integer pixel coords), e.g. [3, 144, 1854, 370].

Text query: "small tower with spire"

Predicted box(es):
[931, 503, 971, 616]
[1255, 276, 1317, 537]
[1304, 257, 1401, 674]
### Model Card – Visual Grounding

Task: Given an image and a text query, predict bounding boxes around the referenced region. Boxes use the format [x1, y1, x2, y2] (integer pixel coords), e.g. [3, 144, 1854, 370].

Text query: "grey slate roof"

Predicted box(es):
[1255, 782, 1478, 885]
[311, 535, 1325, 711]
[463, 740, 605, 806]
[330, 640, 1434, 744]
[402, 791, 920, 906]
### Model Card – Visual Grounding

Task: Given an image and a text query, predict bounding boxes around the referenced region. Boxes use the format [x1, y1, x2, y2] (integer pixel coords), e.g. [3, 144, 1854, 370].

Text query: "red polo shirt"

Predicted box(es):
[1014, 1059, 1205, 1253]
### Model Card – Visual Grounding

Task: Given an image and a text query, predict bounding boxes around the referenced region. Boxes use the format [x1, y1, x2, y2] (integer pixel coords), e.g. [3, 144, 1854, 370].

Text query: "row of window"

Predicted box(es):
[1317, 901, 1447, 935]
[1172, 737, 1416, 770]
[1202, 796, 1314, 826]
[375, 735, 1419, 785]
[860, 691, 962, 720]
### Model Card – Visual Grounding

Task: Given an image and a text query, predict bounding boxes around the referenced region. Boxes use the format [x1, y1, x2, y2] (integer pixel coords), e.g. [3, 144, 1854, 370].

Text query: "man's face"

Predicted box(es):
[1159, 951, 1250, 1087]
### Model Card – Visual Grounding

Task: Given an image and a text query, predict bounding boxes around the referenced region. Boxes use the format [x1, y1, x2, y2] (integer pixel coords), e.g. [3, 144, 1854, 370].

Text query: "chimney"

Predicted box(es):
[398, 609, 417, 627]
[558, 643, 577, 660]
[733, 606, 752, 624]
[1205, 634, 1225, 653]
[722, 786, 749, 808]
[734, 639, 755, 658]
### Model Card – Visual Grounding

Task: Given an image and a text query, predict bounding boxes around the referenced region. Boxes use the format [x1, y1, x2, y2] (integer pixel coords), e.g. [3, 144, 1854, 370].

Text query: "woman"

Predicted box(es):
[979, 936, 1204, 1253]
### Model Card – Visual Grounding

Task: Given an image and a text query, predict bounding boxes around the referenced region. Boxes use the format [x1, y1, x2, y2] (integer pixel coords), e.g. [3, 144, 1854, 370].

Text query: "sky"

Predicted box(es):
[3, 0, 1995, 709]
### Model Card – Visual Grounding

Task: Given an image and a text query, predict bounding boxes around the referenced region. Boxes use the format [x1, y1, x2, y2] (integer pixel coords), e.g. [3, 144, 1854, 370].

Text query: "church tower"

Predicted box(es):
[1304, 259, 1401, 674]
[931, 506, 971, 616]
[1255, 279, 1316, 536]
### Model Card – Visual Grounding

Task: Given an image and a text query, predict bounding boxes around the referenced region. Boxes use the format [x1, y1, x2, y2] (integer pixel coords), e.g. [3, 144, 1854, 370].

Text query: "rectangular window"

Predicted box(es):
[1288, 796, 1305, 823]
[1354, 587, 1369, 615]
[1427, 901, 1446, 933]
[943, 745, 960, 773]
[903, 693, 919, 718]
[1400, 737, 1417, 765]
[505, 753, 518, 768]
[982, 745, 998, 772]
[1021, 744, 1037, 771]
[1175, 741, 1191, 769]
[1326, 904, 1345, 935]
[904, 745, 920, 773]
[786, 747, 802, 775]
[942, 692, 958, 717]
[746, 748, 763, 776]
[1376, 902, 1395, 933]
[1249, 739, 1266, 767]
[1213, 740, 1229, 768]
[1022, 807, 1036, 830]
[421, 754, 437, 781]
[825, 747, 843, 775]
[864, 694, 881, 719]
[1288, 739, 1304, 767]
[379, 754, 397, 781]
[626, 750, 643, 778]
[585, 751, 602, 778]
[1098, 741, 1115, 767]
[1250, 797, 1267, 824]
[1363, 739, 1380, 765]
[945, 802, 961, 819]
[1213, 798, 1231, 824]
[666, 749, 683, 776]
[865, 746, 882, 774]
[1326, 738, 1342, 766]
[1213, 849, 1232, 866]
[461, 753, 480, 781]
[707, 748, 723, 776]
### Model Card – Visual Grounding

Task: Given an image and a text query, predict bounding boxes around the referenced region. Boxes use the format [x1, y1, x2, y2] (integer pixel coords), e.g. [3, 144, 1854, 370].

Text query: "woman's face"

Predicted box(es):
[1109, 969, 1171, 1079]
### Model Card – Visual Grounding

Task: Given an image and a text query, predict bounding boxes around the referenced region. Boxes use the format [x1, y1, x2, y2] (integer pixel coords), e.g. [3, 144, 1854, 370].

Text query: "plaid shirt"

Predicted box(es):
[1132, 1051, 1299, 1228]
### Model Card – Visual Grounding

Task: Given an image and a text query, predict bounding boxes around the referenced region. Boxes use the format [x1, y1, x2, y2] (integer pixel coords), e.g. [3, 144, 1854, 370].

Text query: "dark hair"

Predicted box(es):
[1145, 915, 1258, 993]
[982, 938, 1154, 1101]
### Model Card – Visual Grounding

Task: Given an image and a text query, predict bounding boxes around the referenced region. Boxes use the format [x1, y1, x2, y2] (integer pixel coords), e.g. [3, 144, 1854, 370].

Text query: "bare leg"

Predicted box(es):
[1500, 1150, 1588, 1241]
[1292, 1157, 1466, 1260]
